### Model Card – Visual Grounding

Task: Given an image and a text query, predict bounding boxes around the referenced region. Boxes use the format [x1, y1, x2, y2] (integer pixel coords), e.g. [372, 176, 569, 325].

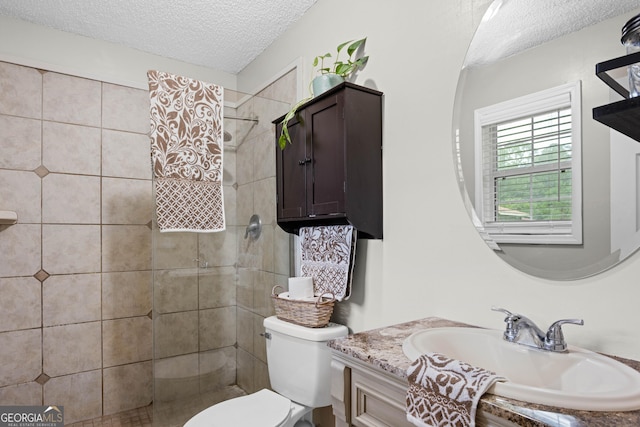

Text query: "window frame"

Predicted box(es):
[473, 82, 582, 245]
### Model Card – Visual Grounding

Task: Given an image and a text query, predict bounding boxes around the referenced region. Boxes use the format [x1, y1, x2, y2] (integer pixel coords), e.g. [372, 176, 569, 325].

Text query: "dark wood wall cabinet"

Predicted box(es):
[274, 82, 383, 239]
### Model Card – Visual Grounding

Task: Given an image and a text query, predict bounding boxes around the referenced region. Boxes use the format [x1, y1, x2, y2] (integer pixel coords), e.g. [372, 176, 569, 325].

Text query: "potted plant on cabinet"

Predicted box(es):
[278, 38, 369, 150]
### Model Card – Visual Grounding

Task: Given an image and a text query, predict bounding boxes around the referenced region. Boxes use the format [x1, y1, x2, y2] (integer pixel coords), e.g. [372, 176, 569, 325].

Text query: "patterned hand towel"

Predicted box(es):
[406, 353, 505, 427]
[148, 70, 225, 232]
[299, 225, 356, 301]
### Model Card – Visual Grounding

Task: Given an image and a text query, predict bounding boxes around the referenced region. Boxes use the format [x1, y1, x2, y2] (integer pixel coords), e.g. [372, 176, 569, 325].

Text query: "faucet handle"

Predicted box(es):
[491, 306, 516, 318]
[544, 318, 584, 352]
[491, 307, 519, 340]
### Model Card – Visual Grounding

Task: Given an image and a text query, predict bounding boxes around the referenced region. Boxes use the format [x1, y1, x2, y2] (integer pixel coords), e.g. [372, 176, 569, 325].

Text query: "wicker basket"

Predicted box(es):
[271, 285, 335, 328]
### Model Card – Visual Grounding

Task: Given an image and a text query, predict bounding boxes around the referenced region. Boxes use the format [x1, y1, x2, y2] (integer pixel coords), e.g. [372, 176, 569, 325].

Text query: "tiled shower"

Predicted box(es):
[0, 60, 296, 425]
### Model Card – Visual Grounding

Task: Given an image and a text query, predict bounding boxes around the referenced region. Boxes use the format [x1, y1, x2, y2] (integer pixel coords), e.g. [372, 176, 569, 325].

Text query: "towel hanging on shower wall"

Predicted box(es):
[148, 70, 225, 232]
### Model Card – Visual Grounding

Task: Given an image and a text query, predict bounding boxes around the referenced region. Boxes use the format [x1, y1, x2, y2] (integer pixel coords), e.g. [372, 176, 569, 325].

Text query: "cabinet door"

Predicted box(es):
[276, 113, 308, 219]
[350, 368, 415, 427]
[306, 94, 346, 216]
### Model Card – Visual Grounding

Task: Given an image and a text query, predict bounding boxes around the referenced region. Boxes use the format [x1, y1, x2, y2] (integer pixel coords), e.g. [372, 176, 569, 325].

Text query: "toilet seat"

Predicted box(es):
[184, 389, 292, 427]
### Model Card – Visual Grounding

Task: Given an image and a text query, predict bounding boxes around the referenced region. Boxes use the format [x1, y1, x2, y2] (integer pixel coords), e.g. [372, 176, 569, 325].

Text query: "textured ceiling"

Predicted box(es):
[465, 0, 640, 67]
[2, 1, 638, 74]
[0, 0, 318, 74]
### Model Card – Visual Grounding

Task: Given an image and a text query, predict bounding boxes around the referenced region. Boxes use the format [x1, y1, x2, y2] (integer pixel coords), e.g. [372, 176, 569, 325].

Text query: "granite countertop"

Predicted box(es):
[327, 317, 640, 427]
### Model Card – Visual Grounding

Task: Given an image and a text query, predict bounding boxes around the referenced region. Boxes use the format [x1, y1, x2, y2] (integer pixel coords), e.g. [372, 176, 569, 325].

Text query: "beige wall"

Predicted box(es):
[239, 0, 640, 361]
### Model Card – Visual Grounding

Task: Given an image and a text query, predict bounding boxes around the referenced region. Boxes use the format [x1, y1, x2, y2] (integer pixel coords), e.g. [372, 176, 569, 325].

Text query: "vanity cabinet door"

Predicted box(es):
[350, 368, 414, 427]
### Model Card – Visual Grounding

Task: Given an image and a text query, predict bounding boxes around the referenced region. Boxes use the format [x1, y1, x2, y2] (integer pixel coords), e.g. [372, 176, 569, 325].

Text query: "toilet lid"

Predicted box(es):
[184, 389, 291, 427]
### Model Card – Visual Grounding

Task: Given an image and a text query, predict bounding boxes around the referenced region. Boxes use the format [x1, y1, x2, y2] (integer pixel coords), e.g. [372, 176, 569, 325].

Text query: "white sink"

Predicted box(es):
[402, 327, 640, 411]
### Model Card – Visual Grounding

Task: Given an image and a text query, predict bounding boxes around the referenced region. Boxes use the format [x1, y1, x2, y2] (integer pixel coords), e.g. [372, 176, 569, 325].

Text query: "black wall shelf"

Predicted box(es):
[593, 97, 640, 142]
[593, 51, 640, 143]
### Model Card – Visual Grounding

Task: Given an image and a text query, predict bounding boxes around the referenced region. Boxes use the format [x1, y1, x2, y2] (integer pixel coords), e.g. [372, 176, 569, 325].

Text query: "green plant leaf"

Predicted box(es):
[335, 63, 351, 76]
[336, 40, 352, 54]
[347, 38, 367, 57]
[278, 130, 288, 150]
[278, 96, 312, 150]
[353, 56, 369, 68]
[282, 37, 369, 151]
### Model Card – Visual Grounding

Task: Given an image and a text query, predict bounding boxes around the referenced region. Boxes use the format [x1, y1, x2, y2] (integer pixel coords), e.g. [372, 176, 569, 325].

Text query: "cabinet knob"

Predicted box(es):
[298, 157, 312, 165]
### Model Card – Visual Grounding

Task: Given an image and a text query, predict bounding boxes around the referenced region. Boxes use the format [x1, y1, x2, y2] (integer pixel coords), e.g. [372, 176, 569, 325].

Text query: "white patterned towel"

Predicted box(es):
[148, 70, 225, 232]
[406, 353, 505, 427]
[299, 225, 356, 301]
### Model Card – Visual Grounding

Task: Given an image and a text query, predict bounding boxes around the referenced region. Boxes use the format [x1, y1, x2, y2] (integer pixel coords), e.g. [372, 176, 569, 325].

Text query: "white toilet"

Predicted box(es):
[184, 315, 348, 427]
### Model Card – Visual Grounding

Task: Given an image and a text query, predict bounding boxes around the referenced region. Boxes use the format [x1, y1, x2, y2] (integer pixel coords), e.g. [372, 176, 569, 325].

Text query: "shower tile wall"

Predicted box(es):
[151, 102, 240, 410]
[235, 71, 296, 393]
[0, 59, 296, 425]
[0, 61, 152, 423]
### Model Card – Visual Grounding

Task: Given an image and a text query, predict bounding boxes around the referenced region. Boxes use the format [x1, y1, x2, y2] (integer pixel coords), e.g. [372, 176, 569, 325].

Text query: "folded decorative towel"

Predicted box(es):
[299, 225, 356, 301]
[148, 70, 225, 232]
[406, 353, 505, 427]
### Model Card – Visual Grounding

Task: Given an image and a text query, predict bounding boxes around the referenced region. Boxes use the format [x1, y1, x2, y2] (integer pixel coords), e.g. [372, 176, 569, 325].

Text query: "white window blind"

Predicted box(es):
[474, 82, 582, 244]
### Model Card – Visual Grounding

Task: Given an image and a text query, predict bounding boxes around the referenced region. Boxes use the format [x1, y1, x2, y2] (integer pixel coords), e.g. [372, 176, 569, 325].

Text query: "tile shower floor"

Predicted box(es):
[67, 386, 246, 427]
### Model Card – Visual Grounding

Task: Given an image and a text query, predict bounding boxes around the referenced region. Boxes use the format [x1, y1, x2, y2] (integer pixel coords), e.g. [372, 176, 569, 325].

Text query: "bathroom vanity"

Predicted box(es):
[328, 317, 640, 427]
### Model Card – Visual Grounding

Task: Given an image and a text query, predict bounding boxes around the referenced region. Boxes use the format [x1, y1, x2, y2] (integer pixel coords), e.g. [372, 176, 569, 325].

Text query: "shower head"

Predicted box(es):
[224, 131, 232, 142]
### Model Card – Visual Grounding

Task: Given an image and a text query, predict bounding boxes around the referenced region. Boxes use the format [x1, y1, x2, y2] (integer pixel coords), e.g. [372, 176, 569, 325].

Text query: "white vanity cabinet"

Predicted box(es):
[331, 352, 414, 427]
[330, 347, 519, 427]
[327, 317, 640, 427]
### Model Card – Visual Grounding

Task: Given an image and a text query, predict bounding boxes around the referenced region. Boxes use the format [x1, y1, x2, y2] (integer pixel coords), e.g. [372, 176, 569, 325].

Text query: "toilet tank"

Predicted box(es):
[263, 316, 348, 407]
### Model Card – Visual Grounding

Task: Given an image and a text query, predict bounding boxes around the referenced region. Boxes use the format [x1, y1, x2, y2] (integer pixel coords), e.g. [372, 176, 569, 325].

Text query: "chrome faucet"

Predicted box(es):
[492, 307, 584, 352]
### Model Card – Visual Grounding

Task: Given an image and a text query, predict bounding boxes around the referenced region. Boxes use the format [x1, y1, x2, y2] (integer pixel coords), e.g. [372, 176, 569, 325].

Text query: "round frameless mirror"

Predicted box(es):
[453, 0, 640, 280]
